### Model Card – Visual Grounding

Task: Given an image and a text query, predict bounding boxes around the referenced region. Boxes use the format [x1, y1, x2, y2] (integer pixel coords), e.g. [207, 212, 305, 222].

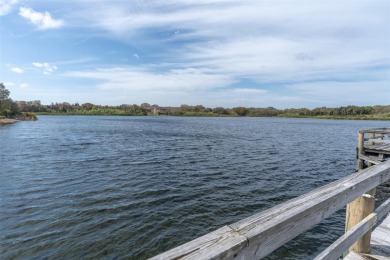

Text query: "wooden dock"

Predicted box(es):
[344, 213, 390, 260]
[343, 128, 390, 260]
[359, 128, 390, 166]
[151, 128, 390, 260]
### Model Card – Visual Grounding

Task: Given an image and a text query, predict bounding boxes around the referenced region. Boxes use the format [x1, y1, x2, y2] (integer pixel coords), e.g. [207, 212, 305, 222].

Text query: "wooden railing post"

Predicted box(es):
[357, 131, 365, 170]
[368, 133, 375, 167]
[345, 131, 375, 255]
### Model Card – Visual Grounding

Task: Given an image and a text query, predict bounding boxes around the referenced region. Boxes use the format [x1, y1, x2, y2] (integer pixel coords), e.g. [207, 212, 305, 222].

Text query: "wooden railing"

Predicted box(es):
[315, 198, 390, 259]
[151, 161, 390, 259]
[345, 128, 390, 254]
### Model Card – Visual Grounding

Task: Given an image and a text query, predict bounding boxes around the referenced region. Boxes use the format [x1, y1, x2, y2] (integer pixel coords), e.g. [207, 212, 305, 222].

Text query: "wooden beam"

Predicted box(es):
[314, 213, 377, 260]
[359, 155, 383, 165]
[376, 198, 390, 221]
[359, 128, 390, 134]
[344, 130, 377, 255]
[151, 161, 390, 260]
[357, 132, 365, 170]
[150, 226, 248, 260]
[345, 187, 376, 254]
[314, 198, 390, 260]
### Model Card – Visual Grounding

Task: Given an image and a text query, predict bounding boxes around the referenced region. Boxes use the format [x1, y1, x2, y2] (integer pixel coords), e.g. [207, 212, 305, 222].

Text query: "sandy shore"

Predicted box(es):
[0, 119, 19, 125]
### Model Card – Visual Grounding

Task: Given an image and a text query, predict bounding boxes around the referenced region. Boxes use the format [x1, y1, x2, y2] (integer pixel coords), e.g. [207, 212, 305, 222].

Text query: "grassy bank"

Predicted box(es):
[0, 118, 19, 125]
[0, 112, 38, 125]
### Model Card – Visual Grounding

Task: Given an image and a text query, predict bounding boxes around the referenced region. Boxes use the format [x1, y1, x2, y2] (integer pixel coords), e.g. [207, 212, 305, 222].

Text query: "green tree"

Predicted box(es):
[0, 83, 10, 100]
[193, 105, 205, 112]
[0, 83, 19, 117]
[82, 102, 95, 110]
[140, 103, 151, 107]
[233, 107, 249, 116]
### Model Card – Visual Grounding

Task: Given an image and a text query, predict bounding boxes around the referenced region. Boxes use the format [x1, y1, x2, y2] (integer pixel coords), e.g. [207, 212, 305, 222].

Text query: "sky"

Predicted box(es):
[0, 0, 389, 108]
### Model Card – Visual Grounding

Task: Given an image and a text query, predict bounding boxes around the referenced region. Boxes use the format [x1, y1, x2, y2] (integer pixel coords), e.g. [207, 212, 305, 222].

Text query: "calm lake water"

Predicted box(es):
[0, 116, 388, 259]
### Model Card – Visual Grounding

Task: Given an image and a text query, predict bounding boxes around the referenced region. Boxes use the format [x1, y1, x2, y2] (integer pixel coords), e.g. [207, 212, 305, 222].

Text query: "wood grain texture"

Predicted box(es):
[370, 213, 390, 259]
[359, 128, 390, 134]
[344, 213, 390, 260]
[359, 155, 384, 165]
[314, 213, 377, 260]
[150, 161, 390, 260]
[315, 199, 390, 260]
[343, 251, 366, 260]
[345, 188, 376, 253]
[149, 226, 248, 260]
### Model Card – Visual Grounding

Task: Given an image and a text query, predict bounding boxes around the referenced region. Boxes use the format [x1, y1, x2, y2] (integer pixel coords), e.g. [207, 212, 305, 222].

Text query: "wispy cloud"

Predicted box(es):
[233, 88, 268, 95]
[32, 62, 58, 74]
[4, 82, 16, 87]
[11, 67, 24, 73]
[287, 81, 390, 105]
[67, 1, 388, 85]
[20, 83, 28, 89]
[0, 0, 18, 16]
[19, 7, 64, 29]
[66, 66, 233, 92]
[5, 1, 389, 107]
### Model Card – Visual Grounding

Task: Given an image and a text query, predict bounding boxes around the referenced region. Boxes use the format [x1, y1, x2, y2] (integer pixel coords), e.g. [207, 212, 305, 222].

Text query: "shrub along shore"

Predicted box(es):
[23, 102, 390, 120]
[0, 113, 38, 125]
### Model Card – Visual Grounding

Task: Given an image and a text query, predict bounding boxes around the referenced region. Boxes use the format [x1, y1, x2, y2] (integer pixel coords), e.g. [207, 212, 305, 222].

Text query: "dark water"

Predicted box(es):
[0, 116, 388, 259]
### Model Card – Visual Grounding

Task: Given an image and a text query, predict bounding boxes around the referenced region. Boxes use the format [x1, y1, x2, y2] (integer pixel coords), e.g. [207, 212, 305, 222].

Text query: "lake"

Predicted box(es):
[0, 116, 388, 259]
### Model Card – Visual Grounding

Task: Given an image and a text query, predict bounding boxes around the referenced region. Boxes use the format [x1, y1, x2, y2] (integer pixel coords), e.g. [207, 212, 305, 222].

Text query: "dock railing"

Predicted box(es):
[345, 128, 390, 255]
[151, 130, 390, 260]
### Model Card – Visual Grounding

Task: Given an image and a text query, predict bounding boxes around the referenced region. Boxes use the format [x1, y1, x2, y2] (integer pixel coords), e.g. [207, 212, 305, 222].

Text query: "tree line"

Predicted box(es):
[1, 83, 389, 119]
[13, 101, 390, 118]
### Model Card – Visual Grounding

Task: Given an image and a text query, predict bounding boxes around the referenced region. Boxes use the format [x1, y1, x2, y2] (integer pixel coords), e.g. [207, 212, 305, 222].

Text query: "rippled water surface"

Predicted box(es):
[1, 116, 388, 259]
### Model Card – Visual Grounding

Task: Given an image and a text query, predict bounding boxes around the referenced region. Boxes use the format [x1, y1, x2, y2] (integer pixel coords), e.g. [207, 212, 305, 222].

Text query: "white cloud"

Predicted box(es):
[32, 62, 44, 68]
[16, 1, 388, 107]
[67, 1, 388, 85]
[11, 67, 24, 73]
[0, 0, 18, 16]
[233, 88, 268, 94]
[66, 66, 233, 92]
[20, 83, 28, 89]
[19, 7, 64, 29]
[287, 81, 390, 105]
[32, 62, 58, 74]
[4, 82, 16, 86]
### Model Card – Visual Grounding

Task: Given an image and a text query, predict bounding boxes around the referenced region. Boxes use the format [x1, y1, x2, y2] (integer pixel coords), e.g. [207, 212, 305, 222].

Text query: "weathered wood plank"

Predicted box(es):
[359, 155, 384, 165]
[357, 132, 365, 170]
[313, 213, 377, 260]
[149, 226, 248, 260]
[376, 199, 390, 221]
[314, 199, 390, 260]
[342, 215, 390, 260]
[359, 128, 390, 134]
[345, 188, 376, 253]
[365, 140, 390, 154]
[370, 213, 390, 259]
[151, 161, 390, 260]
[346, 131, 384, 254]
[230, 162, 390, 259]
[367, 140, 390, 145]
[343, 251, 366, 260]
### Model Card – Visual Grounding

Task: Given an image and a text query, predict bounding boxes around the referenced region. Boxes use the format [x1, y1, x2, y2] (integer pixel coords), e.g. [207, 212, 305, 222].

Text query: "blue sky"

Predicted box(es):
[0, 0, 389, 108]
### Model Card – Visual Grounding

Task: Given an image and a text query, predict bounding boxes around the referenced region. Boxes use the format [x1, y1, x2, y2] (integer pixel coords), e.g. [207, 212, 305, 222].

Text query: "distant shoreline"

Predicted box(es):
[35, 113, 390, 121]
